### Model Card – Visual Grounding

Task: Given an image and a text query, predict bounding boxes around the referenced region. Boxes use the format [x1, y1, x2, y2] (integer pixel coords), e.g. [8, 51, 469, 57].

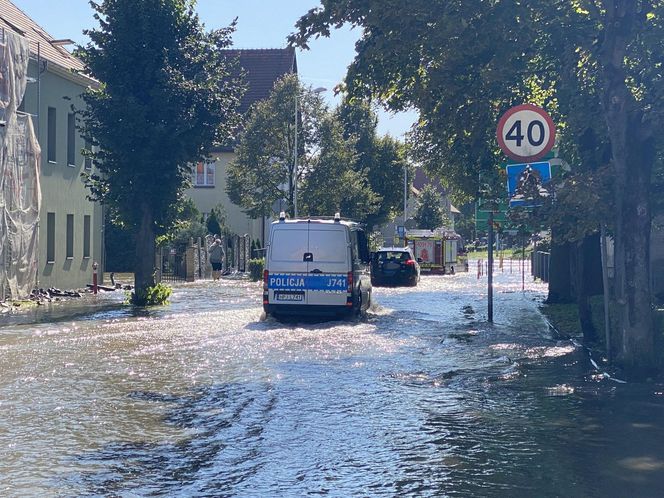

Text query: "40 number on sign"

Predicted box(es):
[496, 104, 556, 162]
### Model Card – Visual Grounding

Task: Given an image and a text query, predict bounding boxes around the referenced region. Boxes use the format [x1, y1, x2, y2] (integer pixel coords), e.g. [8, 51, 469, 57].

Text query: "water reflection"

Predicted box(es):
[0, 268, 663, 496]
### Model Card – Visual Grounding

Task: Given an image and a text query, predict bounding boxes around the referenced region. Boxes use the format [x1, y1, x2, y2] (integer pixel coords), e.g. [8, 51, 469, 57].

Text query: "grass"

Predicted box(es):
[466, 248, 531, 260]
[540, 296, 607, 341]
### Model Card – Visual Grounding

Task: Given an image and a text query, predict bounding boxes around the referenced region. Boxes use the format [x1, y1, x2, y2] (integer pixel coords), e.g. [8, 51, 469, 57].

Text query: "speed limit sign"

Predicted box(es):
[496, 104, 556, 161]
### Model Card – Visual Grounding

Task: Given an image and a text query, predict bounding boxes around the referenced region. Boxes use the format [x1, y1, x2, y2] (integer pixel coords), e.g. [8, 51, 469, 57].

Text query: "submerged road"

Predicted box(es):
[1, 265, 664, 497]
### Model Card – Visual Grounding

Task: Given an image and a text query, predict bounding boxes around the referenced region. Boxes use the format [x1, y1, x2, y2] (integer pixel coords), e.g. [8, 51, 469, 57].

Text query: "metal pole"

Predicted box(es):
[522, 234, 526, 291]
[404, 165, 408, 225]
[488, 211, 494, 323]
[600, 224, 611, 361]
[293, 83, 298, 218]
[37, 42, 41, 137]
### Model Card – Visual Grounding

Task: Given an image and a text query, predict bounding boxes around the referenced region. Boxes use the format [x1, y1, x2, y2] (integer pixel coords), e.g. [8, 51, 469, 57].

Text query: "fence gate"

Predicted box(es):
[159, 246, 186, 283]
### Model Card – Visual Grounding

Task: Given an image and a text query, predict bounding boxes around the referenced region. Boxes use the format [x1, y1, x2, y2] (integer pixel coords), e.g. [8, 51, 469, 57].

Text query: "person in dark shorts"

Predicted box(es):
[209, 238, 225, 280]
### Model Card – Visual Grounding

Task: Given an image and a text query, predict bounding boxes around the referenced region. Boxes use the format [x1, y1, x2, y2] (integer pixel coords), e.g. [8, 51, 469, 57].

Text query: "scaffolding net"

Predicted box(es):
[0, 30, 41, 300]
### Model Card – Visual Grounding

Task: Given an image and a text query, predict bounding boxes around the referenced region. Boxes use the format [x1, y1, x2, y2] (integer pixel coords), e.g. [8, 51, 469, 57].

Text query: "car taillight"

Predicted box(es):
[405, 259, 416, 267]
[347, 271, 353, 292]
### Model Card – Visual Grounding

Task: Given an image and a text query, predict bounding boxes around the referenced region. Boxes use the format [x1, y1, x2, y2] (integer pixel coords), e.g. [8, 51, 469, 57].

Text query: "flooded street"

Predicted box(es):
[2, 265, 664, 497]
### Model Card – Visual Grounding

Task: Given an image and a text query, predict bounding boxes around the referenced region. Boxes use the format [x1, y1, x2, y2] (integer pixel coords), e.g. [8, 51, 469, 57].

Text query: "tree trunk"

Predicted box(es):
[582, 233, 604, 296]
[547, 229, 573, 303]
[134, 203, 156, 302]
[602, 1, 656, 373]
[574, 236, 600, 343]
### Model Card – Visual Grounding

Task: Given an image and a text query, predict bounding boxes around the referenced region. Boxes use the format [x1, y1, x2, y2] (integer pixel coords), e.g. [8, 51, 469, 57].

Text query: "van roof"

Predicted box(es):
[378, 247, 411, 252]
[271, 218, 359, 228]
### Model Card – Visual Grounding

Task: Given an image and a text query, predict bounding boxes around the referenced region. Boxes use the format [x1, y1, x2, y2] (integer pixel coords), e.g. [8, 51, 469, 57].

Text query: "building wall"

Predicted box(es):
[22, 59, 103, 289]
[185, 151, 265, 243]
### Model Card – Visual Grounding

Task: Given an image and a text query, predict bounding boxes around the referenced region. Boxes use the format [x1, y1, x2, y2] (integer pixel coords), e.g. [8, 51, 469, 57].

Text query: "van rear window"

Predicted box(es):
[309, 229, 347, 262]
[270, 229, 308, 261]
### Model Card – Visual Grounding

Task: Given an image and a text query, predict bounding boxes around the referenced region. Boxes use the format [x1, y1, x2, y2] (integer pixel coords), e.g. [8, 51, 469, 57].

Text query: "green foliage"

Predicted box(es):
[130, 282, 172, 306]
[104, 209, 134, 272]
[227, 74, 326, 218]
[227, 77, 407, 226]
[250, 239, 264, 258]
[156, 197, 206, 250]
[299, 115, 380, 220]
[336, 98, 410, 229]
[291, 0, 664, 369]
[368, 231, 384, 252]
[248, 258, 265, 281]
[206, 204, 226, 237]
[290, 1, 540, 204]
[414, 185, 447, 230]
[78, 0, 243, 291]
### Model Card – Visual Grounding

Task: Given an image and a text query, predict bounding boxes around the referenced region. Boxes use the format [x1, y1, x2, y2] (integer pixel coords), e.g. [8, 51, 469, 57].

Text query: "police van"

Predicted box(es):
[263, 213, 372, 318]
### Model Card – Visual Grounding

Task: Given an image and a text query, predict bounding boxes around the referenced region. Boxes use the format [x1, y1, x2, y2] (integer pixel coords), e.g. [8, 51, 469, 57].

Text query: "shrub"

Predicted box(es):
[248, 258, 265, 281]
[130, 282, 173, 306]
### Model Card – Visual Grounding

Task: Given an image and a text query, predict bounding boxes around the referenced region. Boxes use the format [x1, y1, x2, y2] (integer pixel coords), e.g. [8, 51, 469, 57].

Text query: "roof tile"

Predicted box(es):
[0, 0, 85, 72]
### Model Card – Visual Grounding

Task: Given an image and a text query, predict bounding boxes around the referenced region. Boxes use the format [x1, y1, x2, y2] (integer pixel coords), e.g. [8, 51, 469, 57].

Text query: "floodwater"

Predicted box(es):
[1, 264, 664, 497]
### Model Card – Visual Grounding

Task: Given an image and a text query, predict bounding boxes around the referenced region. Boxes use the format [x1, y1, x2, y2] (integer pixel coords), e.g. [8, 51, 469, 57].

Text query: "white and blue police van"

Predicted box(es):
[263, 213, 372, 318]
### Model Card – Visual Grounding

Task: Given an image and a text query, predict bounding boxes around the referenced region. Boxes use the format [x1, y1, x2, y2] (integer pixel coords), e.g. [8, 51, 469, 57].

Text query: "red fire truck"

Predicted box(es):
[405, 229, 468, 274]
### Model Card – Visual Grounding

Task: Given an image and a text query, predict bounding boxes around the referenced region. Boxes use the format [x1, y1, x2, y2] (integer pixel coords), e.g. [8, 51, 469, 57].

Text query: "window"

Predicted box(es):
[66, 214, 74, 259]
[308, 228, 348, 263]
[193, 161, 215, 187]
[83, 215, 91, 258]
[67, 113, 75, 166]
[46, 212, 55, 263]
[270, 229, 308, 262]
[84, 140, 92, 170]
[47, 107, 56, 162]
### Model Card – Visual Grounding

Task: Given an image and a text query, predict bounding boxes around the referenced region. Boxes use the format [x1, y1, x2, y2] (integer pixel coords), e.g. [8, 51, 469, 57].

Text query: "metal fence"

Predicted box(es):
[531, 251, 550, 283]
[159, 245, 187, 283]
[155, 234, 252, 284]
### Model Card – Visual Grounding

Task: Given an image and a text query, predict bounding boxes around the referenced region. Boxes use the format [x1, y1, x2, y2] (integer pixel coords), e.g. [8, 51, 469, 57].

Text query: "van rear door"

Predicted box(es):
[305, 226, 350, 307]
[267, 226, 309, 305]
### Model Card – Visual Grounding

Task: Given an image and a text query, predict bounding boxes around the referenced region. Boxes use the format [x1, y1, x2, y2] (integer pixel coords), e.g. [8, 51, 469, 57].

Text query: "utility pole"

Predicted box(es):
[488, 210, 494, 323]
[404, 165, 408, 225]
[293, 86, 298, 218]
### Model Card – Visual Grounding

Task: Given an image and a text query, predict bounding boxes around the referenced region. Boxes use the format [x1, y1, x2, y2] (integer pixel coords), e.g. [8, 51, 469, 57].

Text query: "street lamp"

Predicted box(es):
[294, 85, 327, 218]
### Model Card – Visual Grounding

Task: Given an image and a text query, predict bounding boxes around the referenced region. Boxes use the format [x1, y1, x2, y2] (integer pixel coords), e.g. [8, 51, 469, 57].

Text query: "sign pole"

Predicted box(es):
[488, 211, 494, 323]
[600, 223, 611, 361]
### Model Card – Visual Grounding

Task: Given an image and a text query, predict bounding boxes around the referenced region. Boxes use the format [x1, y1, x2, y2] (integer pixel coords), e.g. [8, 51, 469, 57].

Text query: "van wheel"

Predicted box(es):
[353, 292, 363, 318]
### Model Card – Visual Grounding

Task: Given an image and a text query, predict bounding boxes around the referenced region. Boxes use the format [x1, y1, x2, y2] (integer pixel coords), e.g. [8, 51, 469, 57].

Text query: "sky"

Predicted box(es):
[12, 0, 418, 138]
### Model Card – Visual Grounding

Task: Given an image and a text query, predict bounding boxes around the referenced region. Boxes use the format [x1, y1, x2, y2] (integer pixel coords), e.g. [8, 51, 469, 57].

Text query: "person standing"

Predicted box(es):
[209, 238, 225, 281]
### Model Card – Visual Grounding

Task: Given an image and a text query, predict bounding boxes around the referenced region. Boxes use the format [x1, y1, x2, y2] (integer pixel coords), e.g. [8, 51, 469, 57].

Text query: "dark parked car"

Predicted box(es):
[371, 247, 420, 287]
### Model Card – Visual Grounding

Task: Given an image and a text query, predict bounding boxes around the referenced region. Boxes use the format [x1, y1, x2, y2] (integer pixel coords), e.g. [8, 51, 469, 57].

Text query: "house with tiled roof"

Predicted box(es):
[186, 48, 297, 243]
[0, 0, 104, 291]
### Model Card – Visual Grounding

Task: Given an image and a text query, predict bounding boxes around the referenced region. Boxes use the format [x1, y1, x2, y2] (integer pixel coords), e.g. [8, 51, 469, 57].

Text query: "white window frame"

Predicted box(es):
[193, 160, 216, 187]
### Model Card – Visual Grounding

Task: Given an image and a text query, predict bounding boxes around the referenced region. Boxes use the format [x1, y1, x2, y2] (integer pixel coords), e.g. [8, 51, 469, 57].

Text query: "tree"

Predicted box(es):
[226, 74, 326, 218]
[414, 185, 447, 230]
[336, 98, 409, 230]
[157, 198, 207, 252]
[290, 0, 664, 373]
[299, 115, 380, 219]
[78, 0, 242, 304]
[205, 203, 226, 238]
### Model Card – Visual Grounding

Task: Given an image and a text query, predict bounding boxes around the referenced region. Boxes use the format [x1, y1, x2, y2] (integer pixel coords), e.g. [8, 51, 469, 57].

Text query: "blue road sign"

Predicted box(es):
[506, 162, 551, 207]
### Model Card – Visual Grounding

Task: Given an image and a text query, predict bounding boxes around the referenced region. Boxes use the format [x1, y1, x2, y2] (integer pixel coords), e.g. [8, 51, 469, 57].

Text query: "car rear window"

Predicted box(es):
[377, 251, 410, 261]
[309, 228, 347, 262]
[270, 229, 308, 262]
